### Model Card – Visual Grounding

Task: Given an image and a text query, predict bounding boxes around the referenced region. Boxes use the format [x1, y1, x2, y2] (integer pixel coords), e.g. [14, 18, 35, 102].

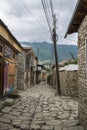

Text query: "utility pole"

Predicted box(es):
[52, 14, 61, 95]
[37, 47, 39, 60]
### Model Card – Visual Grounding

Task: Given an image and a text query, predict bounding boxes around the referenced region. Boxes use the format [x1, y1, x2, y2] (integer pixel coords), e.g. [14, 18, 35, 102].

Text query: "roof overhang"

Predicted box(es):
[65, 0, 87, 38]
[0, 19, 23, 53]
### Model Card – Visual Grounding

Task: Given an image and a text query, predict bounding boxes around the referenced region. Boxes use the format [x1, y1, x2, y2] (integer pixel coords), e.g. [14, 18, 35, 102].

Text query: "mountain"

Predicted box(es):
[20, 41, 78, 62]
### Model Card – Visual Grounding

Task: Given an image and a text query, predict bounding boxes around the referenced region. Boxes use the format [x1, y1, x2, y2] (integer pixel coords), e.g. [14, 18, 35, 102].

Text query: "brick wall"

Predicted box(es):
[78, 15, 87, 129]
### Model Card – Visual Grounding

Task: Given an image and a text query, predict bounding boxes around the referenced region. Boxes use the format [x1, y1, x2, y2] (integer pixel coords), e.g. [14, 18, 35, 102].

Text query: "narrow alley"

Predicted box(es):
[0, 82, 84, 130]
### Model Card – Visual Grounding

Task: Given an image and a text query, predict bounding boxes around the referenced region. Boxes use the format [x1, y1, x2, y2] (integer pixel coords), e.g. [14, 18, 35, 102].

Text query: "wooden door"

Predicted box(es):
[0, 57, 3, 95]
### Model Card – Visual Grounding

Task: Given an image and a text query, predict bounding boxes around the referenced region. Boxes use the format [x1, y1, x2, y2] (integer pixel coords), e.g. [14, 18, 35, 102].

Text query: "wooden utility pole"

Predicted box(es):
[52, 14, 61, 95]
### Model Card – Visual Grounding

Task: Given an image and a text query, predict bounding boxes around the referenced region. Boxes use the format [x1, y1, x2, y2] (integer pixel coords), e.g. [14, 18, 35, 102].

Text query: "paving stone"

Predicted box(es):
[42, 112, 50, 116]
[0, 102, 5, 110]
[41, 125, 54, 130]
[20, 123, 30, 129]
[54, 126, 62, 130]
[0, 117, 11, 123]
[12, 119, 22, 127]
[18, 115, 29, 120]
[10, 128, 21, 130]
[63, 119, 79, 127]
[22, 121, 31, 125]
[0, 112, 3, 116]
[57, 112, 70, 119]
[0, 122, 13, 130]
[50, 113, 57, 118]
[32, 120, 46, 125]
[10, 111, 21, 116]
[5, 98, 14, 106]
[63, 126, 84, 130]
[46, 120, 62, 126]
[2, 114, 17, 120]
[1, 106, 12, 113]
[30, 124, 41, 130]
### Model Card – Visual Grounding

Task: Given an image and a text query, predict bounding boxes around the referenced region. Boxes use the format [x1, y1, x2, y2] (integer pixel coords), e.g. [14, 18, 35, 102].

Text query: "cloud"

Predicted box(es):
[0, 0, 78, 45]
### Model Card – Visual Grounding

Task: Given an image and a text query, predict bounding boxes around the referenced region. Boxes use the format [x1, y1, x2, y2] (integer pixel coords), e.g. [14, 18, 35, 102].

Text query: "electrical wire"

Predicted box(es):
[19, 0, 47, 30]
[59, 34, 77, 43]
[45, 0, 53, 26]
[41, 0, 57, 65]
[50, 0, 54, 20]
[31, 31, 50, 43]
[28, 31, 49, 37]
[41, 0, 51, 33]
[41, 0, 52, 35]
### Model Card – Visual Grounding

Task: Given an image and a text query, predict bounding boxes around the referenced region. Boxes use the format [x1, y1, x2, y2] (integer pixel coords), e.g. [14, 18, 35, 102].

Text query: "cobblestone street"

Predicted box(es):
[0, 82, 84, 130]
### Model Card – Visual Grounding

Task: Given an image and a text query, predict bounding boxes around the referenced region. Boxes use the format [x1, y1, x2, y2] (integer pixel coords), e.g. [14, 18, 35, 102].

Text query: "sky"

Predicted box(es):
[0, 0, 78, 45]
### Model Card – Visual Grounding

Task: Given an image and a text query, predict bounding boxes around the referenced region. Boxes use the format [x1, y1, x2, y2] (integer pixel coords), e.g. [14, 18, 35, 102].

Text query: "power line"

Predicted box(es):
[50, 0, 54, 20]
[41, 0, 52, 34]
[20, 0, 34, 17]
[32, 31, 50, 43]
[19, 0, 47, 30]
[28, 31, 49, 37]
[59, 34, 77, 43]
[45, 0, 53, 25]
[41, 0, 51, 33]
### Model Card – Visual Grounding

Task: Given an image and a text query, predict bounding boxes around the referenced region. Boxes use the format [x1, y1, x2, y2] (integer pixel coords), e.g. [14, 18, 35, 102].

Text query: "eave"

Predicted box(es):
[0, 19, 23, 53]
[65, 0, 87, 38]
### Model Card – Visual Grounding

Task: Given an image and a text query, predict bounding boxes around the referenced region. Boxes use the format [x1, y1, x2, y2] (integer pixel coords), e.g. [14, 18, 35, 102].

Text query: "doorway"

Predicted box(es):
[0, 56, 3, 95]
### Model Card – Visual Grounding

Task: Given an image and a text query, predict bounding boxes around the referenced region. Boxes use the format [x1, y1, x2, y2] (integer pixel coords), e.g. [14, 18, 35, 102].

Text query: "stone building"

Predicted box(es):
[59, 64, 78, 97]
[48, 66, 56, 86]
[17, 46, 38, 90]
[65, 0, 87, 129]
[0, 19, 23, 97]
[30, 55, 38, 85]
[49, 64, 78, 97]
[36, 65, 43, 83]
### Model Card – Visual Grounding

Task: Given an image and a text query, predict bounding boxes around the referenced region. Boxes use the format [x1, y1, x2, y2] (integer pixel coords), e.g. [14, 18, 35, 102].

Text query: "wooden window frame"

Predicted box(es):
[0, 43, 3, 56]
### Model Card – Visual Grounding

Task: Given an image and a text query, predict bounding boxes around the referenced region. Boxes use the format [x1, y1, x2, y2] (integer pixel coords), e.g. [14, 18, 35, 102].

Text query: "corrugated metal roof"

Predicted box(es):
[59, 64, 78, 71]
[21, 44, 32, 49]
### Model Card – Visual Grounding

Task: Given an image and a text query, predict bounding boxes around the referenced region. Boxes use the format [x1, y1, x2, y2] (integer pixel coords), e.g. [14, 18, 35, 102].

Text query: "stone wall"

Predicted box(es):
[17, 52, 25, 90]
[78, 15, 87, 129]
[59, 71, 78, 97]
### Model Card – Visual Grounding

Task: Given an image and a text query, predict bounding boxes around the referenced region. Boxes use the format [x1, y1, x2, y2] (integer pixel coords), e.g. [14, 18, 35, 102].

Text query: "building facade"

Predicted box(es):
[0, 19, 23, 97]
[65, 0, 87, 129]
[59, 64, 78, 97]
[17, 46, 38, 90]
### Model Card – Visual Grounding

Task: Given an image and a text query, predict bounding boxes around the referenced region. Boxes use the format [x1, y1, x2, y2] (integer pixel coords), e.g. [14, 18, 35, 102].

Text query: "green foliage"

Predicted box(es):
[64, 59, 78, 66]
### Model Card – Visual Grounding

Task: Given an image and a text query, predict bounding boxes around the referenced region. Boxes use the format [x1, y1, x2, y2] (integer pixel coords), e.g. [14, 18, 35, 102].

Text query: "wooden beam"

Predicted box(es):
[0, 25, 23, 53]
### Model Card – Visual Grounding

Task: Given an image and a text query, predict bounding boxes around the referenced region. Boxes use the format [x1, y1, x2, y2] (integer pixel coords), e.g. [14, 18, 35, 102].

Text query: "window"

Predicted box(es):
[0, 45, 2, 53]
[4, 44, 13, 58]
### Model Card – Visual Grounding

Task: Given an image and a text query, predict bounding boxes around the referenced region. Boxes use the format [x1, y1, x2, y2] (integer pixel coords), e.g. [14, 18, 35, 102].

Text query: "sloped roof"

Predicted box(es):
[0, 19, 23, 52]
[21, 44, 32, 49]
[59, 64, 78, 71]
[65, 0, 87, 37]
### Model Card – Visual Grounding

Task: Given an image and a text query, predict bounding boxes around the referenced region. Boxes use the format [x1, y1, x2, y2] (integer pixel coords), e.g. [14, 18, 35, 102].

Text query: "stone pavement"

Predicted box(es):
[0, 82, 84, 130]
